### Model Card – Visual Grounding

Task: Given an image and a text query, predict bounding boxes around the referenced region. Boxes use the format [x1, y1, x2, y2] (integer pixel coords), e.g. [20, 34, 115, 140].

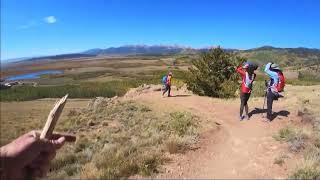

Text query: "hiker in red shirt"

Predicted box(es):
[236, 62, 257, 120]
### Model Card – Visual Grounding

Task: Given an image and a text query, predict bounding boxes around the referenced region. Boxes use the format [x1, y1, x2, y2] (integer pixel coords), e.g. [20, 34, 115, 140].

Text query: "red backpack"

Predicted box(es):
[276, 71, 285, 92]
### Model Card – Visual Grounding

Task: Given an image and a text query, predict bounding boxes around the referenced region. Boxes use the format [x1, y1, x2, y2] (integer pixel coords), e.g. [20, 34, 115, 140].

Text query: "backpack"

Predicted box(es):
[276, 71, 285, 92]
[162, 75, 167, 84]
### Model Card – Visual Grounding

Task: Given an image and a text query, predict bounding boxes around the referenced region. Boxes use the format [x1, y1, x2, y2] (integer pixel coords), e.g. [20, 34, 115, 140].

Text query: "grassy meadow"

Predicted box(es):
[1, 56, 188, 101]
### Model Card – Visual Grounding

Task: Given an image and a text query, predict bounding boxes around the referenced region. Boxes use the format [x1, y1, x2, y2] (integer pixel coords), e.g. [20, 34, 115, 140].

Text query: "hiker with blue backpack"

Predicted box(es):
[236, 61, 258, 121]
[264, 62, 285, 121]
[162, 72, 173, 97]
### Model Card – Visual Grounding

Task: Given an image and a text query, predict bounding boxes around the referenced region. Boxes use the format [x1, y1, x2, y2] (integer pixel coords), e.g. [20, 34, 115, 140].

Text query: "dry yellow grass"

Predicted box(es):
[0, 99, 89, 146]
[274, 85, 320, 179]
[0, 97, 199, 179]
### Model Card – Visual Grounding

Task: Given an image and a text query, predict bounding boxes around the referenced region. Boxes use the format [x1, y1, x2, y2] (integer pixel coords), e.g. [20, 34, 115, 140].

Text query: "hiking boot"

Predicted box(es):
[266, 114, 273, 121]
[263, 116, 271, 122]
[240, 116, 245, 121]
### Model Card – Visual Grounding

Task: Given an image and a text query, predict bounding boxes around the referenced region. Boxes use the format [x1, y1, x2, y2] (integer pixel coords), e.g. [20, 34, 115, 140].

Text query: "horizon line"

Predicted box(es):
[2, 44, 320, 62]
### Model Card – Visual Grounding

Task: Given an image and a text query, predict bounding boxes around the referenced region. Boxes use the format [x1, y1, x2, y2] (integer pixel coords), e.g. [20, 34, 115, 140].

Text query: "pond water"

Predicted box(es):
[5, 70, 63, 81]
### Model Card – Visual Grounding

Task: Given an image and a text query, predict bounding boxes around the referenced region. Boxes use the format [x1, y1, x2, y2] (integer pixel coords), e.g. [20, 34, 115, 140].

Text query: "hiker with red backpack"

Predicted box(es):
[162, 72, 173, 97]
[264, 62, 285, 121]
[236, 61, 257, 121]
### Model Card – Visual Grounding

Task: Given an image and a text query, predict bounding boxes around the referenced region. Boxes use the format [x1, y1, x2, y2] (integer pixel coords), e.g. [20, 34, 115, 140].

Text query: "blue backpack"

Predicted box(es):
[162, 75, 167, 84]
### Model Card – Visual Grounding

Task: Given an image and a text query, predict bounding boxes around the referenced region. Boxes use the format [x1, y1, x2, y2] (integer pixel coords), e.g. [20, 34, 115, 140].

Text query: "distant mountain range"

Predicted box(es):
[4, 45, 320, 66]
[83, 45, 189, 55]
[82, 45, 239, 55]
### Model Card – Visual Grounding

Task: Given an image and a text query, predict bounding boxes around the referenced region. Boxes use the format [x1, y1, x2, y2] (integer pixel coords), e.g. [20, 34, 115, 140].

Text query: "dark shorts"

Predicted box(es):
[240, 92, 251, 106]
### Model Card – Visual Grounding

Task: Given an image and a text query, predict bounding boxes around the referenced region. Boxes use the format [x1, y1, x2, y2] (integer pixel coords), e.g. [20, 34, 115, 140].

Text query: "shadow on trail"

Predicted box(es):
[170, 94, 192, 97]
[249, 108, 290, 121]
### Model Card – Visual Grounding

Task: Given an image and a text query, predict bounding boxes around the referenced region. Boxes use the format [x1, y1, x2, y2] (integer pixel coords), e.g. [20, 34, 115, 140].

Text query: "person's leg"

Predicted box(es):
[245, 104, 249, 118]
[267, 91, 274, 120]
[245, 93, 250, 117]
[163, 85, 168, 96]
[168, 85, 171, 97]
[240, 93, 245, 120]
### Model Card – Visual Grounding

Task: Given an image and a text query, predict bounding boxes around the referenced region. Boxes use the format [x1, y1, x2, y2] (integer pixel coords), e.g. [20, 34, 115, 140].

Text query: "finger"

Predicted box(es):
[34, 130, 76, 142]
[51, 133, 76, 142]
[50, 136, 66, 150]
[34, 138, 62, 155]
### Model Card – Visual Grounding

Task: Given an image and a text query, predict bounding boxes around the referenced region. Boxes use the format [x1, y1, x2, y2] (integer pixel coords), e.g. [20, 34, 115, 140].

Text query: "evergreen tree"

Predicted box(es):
[186, 47, 245, 98]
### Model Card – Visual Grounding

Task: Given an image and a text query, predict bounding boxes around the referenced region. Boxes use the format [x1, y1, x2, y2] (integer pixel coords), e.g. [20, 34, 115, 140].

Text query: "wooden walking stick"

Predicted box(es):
[40, 94, 69, 139]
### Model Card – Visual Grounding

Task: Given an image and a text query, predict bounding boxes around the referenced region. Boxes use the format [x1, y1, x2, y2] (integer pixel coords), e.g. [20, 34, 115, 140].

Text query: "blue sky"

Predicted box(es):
[1, 0, 320, 60]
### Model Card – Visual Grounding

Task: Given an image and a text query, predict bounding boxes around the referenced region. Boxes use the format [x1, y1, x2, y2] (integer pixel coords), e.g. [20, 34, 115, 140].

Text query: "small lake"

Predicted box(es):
[5, 70, 63, 81]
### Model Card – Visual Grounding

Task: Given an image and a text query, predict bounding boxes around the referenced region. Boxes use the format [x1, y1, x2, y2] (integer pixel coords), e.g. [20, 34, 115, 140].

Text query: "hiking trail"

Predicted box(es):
[127, 84, 304, 178]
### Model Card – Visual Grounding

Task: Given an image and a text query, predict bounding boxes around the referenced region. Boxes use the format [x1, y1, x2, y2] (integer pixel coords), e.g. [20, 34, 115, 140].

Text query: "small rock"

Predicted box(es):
[102, 121, 109, 126]
[88, 120, 95, 126]
[297, 110, 304, 117]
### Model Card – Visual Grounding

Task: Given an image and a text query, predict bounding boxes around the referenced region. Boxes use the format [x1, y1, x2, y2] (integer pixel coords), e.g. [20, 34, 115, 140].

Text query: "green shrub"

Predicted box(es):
[273, 126, 309, 152]
[251, 81, 266, 97]
[139, 153, 161, 176]
[298, 70, 320, 82]
[186, 47, 244, 98]
[273, 126, 296, 142]
[169, 112, 196, 136]
[290, 163, 320, 180]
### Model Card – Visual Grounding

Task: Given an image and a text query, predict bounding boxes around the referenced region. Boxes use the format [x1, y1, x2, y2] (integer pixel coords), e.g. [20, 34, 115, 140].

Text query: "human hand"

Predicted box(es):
[0, 131, 76, 179]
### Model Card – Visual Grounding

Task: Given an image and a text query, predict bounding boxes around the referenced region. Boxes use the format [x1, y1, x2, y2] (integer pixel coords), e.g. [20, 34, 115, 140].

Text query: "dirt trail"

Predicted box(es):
[131, 87, 302, 178]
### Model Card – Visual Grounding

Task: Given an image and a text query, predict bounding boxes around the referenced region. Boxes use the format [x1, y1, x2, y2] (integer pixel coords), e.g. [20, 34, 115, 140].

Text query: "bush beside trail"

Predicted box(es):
[186, 47, 245, 98]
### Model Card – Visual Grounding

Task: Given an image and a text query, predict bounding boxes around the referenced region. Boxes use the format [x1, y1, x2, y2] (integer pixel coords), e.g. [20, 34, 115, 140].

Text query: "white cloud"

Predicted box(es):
[44, 16, 57, 24]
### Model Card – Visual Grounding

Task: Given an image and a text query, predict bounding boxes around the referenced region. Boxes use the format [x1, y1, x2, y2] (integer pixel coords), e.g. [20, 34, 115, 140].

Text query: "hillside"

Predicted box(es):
[82, 45, 320, 67]
[238, 46, 320, 66]
[1, 84, 319, 179]
[5, 45, 320, 67]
